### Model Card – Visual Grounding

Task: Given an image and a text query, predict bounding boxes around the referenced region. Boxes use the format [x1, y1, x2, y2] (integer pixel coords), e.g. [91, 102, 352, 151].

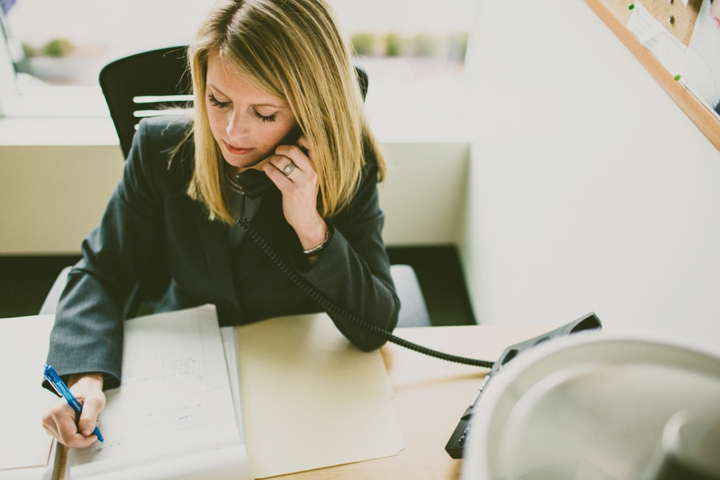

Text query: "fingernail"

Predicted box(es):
[82, 430, 91, 436]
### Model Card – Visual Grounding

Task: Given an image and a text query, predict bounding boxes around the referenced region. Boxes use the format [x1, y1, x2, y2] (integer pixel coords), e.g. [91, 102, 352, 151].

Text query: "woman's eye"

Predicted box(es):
[253, 109, 277, 123]
[208, 94, 230, 109]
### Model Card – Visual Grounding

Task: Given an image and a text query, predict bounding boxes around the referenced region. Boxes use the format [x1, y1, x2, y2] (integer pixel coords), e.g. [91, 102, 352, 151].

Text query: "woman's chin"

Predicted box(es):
[223, 155, 268, 174]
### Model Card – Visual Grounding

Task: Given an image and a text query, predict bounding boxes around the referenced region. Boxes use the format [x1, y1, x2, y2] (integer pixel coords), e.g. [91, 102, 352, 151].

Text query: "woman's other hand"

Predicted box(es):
[264, 135, 328, 254]
[42, 373, 105, 448]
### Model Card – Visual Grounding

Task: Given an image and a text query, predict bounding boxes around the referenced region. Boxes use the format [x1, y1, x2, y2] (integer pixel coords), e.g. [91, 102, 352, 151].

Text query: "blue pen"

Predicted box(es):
[43, 365, 104, 442]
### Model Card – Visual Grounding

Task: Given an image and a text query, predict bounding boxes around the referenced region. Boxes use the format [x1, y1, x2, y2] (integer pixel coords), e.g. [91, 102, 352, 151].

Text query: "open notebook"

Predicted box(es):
[4, 304, 404, 479]
[64, 305, 250, 480]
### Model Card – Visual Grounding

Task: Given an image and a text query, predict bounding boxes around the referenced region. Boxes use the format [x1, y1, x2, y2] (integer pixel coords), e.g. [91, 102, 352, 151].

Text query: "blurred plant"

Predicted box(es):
[411, 33, 438, 57]
[21, 42, 38, 58]
[42, 38, 74, 58]
[384, 32, 402, 57]
[350, 33, 376, 56]
[448, 32, 468, 61]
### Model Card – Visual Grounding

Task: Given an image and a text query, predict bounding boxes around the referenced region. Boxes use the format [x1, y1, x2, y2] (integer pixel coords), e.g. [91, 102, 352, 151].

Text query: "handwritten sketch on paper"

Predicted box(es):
[69, 306, 251, 480]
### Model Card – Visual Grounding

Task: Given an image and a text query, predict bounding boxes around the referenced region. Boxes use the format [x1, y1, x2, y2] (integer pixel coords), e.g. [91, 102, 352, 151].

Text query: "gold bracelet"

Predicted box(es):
[303, 229, 330, 257]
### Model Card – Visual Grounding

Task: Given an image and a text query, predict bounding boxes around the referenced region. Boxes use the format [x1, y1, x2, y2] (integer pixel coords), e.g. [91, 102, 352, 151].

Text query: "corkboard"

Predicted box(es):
[585, 0, 720, 151]
[601, 0, 703, 46]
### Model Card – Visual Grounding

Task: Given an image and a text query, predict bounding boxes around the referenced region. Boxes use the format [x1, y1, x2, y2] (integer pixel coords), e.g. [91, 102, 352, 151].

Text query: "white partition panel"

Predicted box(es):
[0, 145, 124, 254]
[380, 143, 470, 246]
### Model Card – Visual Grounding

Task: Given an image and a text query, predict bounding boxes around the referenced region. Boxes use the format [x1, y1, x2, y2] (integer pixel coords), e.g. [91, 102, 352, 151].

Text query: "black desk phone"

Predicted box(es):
[444, 312, 602, 459]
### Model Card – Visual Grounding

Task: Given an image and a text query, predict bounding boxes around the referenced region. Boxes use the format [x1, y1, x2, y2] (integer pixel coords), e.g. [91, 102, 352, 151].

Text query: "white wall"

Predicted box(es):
[460, 0, 720, 349]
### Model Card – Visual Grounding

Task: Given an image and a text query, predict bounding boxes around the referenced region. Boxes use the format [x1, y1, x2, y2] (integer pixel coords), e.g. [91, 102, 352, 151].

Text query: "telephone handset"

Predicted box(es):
[235, 124, 304, 199]
[236, 169, 276, 199]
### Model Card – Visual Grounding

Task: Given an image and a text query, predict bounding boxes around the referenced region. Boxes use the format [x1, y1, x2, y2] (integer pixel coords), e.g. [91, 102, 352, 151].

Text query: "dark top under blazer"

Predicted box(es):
[46, 115, 400, 390]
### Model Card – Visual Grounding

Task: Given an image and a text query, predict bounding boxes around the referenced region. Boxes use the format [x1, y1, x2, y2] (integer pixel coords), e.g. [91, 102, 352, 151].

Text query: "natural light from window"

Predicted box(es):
[1, 0, 476, 117]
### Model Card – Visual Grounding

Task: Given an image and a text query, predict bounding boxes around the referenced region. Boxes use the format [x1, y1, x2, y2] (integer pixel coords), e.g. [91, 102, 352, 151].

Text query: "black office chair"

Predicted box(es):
[42, 46, 430, 327]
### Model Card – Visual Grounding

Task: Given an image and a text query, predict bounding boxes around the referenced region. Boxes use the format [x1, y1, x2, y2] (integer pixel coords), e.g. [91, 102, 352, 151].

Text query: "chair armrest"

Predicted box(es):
[390, 264, 431, 328]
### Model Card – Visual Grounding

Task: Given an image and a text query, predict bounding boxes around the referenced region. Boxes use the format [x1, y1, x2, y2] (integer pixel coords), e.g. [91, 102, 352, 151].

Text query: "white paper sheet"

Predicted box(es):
[0, 314, 56, 475]
[627, 2, 688, 75]
[681, 0, 720, 111]
[235, 313, 405, 479]
[69, 305, 251, 480]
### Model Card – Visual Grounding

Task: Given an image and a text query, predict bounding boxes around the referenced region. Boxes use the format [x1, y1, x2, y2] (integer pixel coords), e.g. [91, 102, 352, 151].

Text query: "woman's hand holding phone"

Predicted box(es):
[263, 135, 328, 258]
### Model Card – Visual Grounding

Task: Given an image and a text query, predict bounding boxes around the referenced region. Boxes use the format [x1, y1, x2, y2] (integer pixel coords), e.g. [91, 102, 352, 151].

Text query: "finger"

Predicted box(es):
[262, 161, 292, 188]
[268, 154, 296, 172]
[48, 399, 76, 432]
[274, 145, 312, 170]
[51, 406, 96, 447]
[41, 413, 59, 439]
[267, 155, 304, 184]
[78, 394, 105, 436]
[296, 135, 311, 154]
[59, 428, 98, 448]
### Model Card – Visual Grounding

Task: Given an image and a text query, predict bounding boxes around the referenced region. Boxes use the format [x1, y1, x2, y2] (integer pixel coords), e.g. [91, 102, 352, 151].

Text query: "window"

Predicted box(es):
[331, 0, 476, 116]
[0, 0, 215, 117]
[0, 0, 476, 118]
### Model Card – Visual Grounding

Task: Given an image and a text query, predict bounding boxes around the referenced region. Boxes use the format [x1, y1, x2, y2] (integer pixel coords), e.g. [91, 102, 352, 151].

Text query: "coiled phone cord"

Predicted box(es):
[238, 213, 495, 369]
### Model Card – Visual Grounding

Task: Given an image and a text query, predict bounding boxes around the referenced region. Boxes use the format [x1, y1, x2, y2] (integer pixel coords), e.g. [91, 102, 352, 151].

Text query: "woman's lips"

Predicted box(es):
[224, 141, 253, 155]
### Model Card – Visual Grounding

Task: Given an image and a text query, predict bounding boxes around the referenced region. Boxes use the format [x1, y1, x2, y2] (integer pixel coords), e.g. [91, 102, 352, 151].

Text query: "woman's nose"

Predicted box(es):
[226, 111, 247, 139]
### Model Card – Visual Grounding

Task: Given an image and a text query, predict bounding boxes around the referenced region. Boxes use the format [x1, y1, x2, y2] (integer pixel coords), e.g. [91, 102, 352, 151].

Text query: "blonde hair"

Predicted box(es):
[186, 0, 387, 224]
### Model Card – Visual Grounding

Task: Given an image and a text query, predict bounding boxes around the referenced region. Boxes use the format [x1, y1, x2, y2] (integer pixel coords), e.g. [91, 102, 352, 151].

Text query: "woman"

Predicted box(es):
[42, 0, 399, 448]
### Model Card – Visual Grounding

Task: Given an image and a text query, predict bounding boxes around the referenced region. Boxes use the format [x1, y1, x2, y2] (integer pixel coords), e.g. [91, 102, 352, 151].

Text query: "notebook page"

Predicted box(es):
[67, 444, 250, 480]
[70, 305, 245, 479]
[0, 314, 56, 475]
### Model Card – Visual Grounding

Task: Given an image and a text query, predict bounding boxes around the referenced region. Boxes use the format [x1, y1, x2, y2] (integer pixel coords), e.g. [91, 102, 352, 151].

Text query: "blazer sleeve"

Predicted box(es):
[45, 119, 167, 391]
[300, 159, 400, 351]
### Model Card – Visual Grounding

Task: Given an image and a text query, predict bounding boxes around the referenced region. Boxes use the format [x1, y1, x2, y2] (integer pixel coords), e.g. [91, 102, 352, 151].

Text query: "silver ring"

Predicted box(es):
[282, 162, 296, 177]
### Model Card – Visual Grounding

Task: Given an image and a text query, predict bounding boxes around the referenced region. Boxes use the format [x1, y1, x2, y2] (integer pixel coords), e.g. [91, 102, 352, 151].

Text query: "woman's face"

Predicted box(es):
[205, 53, 298, 174]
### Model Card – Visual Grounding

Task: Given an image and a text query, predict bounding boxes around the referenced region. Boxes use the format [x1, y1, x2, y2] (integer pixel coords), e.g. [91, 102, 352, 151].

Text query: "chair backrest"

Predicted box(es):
[99, 45, 369, 159]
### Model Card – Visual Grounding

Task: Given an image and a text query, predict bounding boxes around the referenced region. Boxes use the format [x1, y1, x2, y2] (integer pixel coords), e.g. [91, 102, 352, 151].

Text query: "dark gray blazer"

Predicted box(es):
[46, 115, 400, 390]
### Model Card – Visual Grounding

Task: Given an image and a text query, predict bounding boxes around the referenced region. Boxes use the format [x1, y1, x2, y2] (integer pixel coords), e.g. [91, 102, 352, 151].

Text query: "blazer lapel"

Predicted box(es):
[194, 205, 240, 310]
[235, 189, 300, 275]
